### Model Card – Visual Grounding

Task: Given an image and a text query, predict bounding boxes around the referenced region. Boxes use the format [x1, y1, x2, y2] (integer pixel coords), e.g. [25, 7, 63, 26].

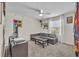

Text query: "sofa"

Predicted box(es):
[31, 33, 58, 45]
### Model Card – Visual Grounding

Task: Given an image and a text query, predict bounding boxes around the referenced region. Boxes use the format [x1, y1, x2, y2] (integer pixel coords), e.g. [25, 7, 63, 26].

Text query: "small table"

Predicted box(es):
[34, 36, 48, 48]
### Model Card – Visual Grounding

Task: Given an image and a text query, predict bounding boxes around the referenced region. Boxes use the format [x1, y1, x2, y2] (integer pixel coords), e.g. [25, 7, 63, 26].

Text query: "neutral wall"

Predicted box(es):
[0, 25, 3, 56]
[0, 2, 2, 56]
[62, 12, 75, 45]
[5, 3, 42, 47]
[0, 3, 4, 56]
[5, 12, 42, 47]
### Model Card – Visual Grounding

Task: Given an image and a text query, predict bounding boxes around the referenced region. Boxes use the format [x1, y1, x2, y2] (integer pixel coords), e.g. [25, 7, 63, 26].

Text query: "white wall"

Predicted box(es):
[0, 2, 2, 56]
[0, 25, 3, 56]
[62, 12, 75, 45]
[0, 3, 5, 57]
[5, 12, 42, 46]
[5, 3, 44, 47]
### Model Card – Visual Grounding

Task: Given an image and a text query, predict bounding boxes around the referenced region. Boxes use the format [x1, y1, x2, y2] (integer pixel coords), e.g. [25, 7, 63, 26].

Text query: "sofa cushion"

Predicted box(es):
[39, 33, 48, 37]
[48, 34, 56, 38]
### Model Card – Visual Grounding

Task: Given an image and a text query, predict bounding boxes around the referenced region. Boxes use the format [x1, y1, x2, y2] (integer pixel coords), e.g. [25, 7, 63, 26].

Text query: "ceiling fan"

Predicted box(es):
[38, 9, 50, 16]
[24, 5, 50, 16]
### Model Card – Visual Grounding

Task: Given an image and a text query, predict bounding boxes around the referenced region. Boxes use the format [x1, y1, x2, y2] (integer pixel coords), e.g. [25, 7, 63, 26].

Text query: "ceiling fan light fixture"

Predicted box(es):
[39, 14, 43, 16]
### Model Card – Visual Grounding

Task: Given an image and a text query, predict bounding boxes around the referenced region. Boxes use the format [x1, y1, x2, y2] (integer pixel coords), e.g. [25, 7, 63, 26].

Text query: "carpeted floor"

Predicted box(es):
[28, 41, 75, 57]
[5, 41, 76, 57]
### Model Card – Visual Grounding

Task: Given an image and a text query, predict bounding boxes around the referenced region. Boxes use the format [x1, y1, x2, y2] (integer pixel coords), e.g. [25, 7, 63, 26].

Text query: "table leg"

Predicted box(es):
[47, 42, 49, 45]
[43, 44, 44, 48]
[42, 41, 45, 48]
[47, 40, 49, 45]
[35, 39, 36, 44]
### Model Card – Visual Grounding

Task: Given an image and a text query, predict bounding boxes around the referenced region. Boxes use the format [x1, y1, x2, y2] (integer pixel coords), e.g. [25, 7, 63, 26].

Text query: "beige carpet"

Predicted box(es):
[28, 41, 75, 57]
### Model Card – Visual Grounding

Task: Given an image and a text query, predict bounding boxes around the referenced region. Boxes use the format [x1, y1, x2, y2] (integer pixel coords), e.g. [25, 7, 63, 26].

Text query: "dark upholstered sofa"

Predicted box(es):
[31, 33, 58, 45]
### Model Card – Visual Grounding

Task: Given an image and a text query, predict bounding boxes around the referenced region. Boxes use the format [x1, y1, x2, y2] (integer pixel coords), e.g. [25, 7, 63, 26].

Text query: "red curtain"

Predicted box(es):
[74, 2, 79, 57]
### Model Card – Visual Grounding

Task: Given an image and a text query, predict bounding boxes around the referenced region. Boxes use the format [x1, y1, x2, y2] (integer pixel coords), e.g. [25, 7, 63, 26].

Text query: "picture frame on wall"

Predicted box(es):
[0, 2, 2, 24]
[67, 16, 73, 24]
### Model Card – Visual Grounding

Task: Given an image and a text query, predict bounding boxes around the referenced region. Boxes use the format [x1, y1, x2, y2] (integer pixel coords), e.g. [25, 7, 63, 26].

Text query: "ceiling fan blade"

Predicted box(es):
[21, 4, 50, 15]
[23, 4, 41, 12]
[42, 12, 50, 15]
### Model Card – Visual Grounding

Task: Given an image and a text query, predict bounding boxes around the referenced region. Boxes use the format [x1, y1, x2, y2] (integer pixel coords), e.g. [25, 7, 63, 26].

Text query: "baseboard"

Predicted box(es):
[4, 46, 10, 57]
[58, 41, 74, 47]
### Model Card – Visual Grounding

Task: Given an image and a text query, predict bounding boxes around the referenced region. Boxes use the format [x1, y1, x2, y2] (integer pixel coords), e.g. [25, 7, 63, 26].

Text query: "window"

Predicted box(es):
[49, 20, 61, 35]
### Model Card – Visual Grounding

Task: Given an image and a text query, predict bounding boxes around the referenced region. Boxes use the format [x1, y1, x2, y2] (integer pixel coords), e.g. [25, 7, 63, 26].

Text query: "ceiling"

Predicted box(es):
[6, 2, 76, 20]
